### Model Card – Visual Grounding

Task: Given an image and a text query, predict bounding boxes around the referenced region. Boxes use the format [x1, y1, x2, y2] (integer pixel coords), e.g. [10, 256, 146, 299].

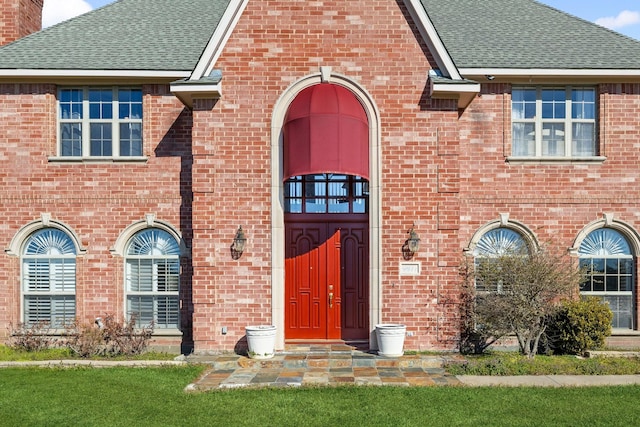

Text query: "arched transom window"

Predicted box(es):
[474, 228, 529, 258]
[125, 229, 180, 329]
[579, 228, 635, 330]
[473, 228, 529, 292]
[22, 228, 77, 327]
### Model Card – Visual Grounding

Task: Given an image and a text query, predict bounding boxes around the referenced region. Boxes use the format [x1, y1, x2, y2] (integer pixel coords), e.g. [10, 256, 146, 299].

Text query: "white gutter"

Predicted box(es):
[459, 68, 640, 78]
[0, 69, 190, 78]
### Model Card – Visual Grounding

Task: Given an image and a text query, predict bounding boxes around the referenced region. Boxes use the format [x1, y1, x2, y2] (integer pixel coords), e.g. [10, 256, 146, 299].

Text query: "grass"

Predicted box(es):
[445, 352, 640, 376]
[0, 365, 638, 426]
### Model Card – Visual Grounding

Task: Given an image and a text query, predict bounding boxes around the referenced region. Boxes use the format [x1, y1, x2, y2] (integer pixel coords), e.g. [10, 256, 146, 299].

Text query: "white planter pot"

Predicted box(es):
[245, 325, 277, 359]
[376, 324, 406, 357]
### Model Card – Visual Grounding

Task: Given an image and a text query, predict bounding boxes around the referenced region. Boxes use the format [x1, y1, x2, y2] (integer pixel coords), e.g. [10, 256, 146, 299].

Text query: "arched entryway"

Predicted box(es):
[283, 83, 369, 342]
[271, 69, 381, 350]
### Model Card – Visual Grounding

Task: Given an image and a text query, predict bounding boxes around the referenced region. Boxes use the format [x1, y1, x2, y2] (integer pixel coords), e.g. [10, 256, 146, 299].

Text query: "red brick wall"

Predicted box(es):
[190, 2, 640, 352]
[189, 0, 464, 351]
[458, 83, 640, 333]
[0, 0, 42, 46]
[3, 1, 640, 354]
[0, 83, 192, 349]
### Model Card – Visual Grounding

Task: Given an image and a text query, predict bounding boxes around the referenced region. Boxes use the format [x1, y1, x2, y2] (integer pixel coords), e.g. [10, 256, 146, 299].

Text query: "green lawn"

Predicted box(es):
[1, 366, 639, 426]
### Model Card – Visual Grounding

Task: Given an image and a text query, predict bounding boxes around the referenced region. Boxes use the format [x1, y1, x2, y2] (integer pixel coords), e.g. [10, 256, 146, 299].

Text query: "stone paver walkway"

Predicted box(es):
[185, 344, 462, 391]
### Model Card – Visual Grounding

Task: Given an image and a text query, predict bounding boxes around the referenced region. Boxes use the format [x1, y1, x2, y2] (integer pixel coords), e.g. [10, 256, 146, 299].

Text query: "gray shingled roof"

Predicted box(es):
[420, 0, 640, 69]
[0, 0, 231, 71]
[2, 0, 640, 73]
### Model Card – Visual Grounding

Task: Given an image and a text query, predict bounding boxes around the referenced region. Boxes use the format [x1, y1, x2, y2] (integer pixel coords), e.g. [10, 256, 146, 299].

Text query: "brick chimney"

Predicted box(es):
[0, 0, 43, 46]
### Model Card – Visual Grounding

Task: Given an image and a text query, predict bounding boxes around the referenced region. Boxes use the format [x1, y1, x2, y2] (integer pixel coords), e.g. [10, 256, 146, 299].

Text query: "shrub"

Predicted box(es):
[64, 314, 154, 357]
[459, 244, 583, 358]
[546, 297, 612, 355]
[6, 322, 60, 352]
[7, 315, 154, 358]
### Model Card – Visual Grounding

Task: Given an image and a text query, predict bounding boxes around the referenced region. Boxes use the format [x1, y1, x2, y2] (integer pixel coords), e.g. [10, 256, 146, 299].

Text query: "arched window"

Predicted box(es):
[125, 229, 180, 329]
[473, 228, 529, 292]
[473, 228, 529, 258]
[579, 228, 635, 330]
[22, 228, 77, 327]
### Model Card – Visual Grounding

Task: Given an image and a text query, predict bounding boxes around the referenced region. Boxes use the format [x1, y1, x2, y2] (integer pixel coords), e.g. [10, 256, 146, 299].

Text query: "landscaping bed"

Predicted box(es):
[445, 351, 640, 376]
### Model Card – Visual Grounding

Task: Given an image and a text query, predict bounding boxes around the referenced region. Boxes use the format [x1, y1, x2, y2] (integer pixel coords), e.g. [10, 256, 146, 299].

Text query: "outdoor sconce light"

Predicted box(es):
[407, 227, 420, 254]
[231, 226, 247, 259]
[402, 226, 421, 260]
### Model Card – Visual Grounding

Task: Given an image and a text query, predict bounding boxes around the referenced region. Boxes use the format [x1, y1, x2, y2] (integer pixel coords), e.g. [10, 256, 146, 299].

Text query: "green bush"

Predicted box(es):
[546, 297, 612, 355]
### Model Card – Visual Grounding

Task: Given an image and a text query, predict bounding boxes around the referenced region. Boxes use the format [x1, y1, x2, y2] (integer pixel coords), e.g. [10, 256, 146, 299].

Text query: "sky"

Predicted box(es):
[42, 0, 640, 41]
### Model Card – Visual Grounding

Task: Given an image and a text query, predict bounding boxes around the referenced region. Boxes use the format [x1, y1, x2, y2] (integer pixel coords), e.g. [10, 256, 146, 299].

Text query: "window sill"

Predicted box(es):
[48, 156, 148, 164]
[506, 156, 606, 165]
[610, 329, 640, 336]
[152, 329, 183, 337]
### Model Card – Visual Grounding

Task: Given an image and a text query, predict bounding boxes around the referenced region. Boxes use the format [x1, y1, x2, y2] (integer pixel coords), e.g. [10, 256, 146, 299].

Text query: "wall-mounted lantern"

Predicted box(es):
[231, 226, 246, 259]
[402, 225, 420, 260]
[407, 227, 420, 254]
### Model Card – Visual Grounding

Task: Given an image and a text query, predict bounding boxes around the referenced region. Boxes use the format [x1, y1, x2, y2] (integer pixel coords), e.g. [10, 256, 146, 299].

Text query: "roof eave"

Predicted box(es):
[190, 0, 249, 81]
[0, 69, 190, 80]
[460, 68, 640, 82]
[430, 80, 480, 108]
[170, 80, 222, 108]
[403, 0, 461, 80]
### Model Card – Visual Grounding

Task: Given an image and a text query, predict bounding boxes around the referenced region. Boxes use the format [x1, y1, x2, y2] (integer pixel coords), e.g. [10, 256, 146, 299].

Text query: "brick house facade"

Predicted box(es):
[1, 0, 640, 353]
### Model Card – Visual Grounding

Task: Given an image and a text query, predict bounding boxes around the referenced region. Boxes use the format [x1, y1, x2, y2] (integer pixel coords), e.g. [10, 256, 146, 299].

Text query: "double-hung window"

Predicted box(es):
[58, 87, 143, 158]
[512, 87, 596, 158]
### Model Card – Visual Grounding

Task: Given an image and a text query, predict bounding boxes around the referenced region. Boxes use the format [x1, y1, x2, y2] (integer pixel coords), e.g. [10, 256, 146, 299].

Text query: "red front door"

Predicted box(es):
[285, 219, 369, 340]
[285, 226, 341, 339]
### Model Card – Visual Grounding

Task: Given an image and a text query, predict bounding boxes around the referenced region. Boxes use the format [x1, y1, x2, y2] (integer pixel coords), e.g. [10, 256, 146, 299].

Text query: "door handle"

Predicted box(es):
[329, 292, 334, 308]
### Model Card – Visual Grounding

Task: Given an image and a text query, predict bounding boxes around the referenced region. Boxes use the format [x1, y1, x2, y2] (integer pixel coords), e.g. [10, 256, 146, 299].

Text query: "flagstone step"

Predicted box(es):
[196, 352, 456, 371]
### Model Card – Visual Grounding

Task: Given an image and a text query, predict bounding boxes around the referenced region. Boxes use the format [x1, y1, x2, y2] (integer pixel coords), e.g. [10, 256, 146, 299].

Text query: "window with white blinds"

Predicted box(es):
[125, 229, 180, 329]
[22, 229, 76, 327]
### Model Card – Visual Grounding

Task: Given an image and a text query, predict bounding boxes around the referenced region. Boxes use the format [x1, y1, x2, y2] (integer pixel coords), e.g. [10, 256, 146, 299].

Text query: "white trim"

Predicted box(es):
[271, 70, 382, 350]
[111, 218, 188, 258]
[6, 217, 87, 257]
[430, 81, 480, 108]
[170, 82, 222, 108]
[403, 0, 461, 80]
[431, 83, 480, 93]
[570, 215, 640, 257]
[506, 156, 606, 165]
[0, 70, 190, 78]
[460, 68, 640, 78]
[190, 0, 249, 81]
[465, 217, 539, 255]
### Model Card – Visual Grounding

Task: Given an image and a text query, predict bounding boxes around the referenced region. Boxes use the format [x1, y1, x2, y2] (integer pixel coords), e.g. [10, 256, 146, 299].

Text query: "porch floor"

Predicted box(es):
[185, 343, 463, 391]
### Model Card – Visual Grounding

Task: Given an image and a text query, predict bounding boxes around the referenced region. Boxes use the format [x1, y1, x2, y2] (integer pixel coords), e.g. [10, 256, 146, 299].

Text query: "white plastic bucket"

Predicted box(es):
[245, 325, 277, 359]
[375, 324, 407, 357]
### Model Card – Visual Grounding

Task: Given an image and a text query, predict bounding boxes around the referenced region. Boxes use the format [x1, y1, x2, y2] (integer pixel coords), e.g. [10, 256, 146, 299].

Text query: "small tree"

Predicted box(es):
[461, 244, 584, 358]
[459, 259, 510, 354]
